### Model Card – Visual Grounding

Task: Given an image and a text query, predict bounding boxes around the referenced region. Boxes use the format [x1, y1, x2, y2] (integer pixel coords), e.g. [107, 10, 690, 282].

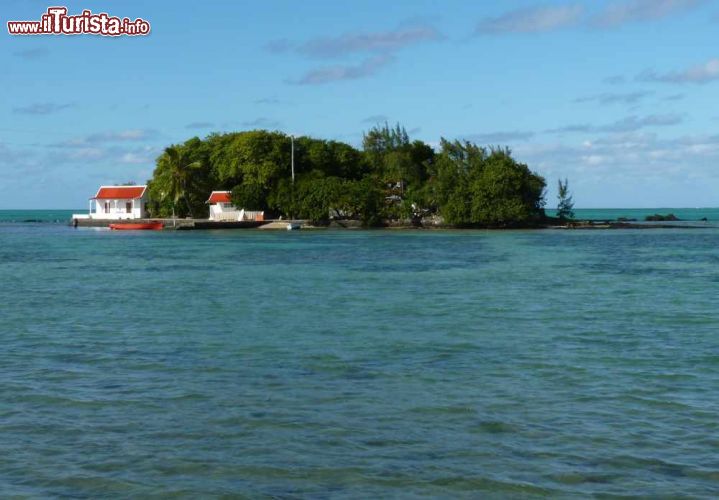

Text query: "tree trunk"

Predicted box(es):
[184, 195, 194, 218]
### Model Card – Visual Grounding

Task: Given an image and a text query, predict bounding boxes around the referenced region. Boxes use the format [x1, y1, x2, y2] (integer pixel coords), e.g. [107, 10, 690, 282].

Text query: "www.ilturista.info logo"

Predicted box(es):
[7, 7, 151, 36]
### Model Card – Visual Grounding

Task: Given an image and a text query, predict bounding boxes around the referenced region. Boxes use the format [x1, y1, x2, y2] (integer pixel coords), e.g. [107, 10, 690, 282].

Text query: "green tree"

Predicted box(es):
[469, 149, 546, 225]
[211, 130, 290, 188]
[207, 131, 372, 221]
[363, 122, 409, 162]
[230, 183, 267, 211]
[145, 128, 547, 227]
[147, 140, 211, 218]
[430, 139, 486, 211]
[556, 178, 575, 220]
[362, 123, 434, 218]
[295, 175, 345, 224]
[343, 176, 385, 227]
[431, 140, 545, 226]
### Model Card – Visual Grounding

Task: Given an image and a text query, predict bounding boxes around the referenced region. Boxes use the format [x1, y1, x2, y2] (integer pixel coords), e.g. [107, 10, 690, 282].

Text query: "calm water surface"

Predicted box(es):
[1, 213, 719, 497]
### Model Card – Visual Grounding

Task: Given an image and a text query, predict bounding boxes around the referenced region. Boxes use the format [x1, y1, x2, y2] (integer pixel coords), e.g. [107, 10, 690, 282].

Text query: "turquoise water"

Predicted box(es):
[0, 209, 80, 223]
[2, 212, 719, 497]
[546, 207, 719, 221]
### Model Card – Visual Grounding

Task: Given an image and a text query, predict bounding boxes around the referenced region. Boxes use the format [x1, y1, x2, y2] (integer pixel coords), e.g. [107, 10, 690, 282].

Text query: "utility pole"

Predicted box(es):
[290, 135, 295, 221]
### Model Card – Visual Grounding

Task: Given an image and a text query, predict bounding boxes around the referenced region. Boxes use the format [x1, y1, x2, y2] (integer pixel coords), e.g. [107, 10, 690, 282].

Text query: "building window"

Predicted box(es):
[126, 202, 132, 213]
[104, 202, 110, 213]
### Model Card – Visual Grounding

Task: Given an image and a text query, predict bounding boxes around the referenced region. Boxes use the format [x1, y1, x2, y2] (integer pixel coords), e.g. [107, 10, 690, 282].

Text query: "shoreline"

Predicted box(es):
[69, 216, 717, 231]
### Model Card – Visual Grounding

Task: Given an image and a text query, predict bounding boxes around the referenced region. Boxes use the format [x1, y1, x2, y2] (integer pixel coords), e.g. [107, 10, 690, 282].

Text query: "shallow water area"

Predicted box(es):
[1, 211, 718, 497]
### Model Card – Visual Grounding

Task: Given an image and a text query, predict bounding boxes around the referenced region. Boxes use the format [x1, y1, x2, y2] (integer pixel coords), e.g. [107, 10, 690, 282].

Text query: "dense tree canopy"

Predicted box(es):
[362, 123, 434, 212]
[428, 140, 546, 226]
[146, 125, 546, 227]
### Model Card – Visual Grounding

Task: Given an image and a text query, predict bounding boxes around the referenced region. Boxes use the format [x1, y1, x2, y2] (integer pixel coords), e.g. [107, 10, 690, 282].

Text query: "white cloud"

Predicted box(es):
[120, 151, 153, 164]
[546, 114, 682, 134]
[464, 131, 535, 143]
[291, 54, 395, 85]
[12, 102, 75, 115]
[591, 0, 703, 28]
[241, 117, 282, 128]
[52, 129, 159, 147]
[574, 91, 652, 105]
[513, 131, 719, 206]
[269, 23, 442, 84]
[475, 1, 703, 36]
[476, 4, 584, 34]
[639, 58, 719, 84]
[267, 24, 443, 58]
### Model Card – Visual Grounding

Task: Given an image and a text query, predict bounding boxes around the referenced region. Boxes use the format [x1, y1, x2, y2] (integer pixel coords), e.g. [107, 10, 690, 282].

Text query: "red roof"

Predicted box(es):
[207, 191, 231, 203]
[93, 186, 146, 200]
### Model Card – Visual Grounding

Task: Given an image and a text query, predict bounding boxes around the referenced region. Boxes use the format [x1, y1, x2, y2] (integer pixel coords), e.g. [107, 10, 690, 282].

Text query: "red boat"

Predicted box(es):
[109, 222, 164, 231]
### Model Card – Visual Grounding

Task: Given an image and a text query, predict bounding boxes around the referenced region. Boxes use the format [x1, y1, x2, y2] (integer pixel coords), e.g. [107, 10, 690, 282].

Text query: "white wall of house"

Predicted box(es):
[90, 196, 147, 219]
[209, 202, 236, 220]
[209, 203, 263, 221]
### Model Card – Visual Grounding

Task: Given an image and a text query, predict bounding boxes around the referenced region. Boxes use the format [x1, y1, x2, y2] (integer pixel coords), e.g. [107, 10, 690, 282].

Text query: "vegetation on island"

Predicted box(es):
[147, 124, 548, 227]
[556, 178, 575, 221]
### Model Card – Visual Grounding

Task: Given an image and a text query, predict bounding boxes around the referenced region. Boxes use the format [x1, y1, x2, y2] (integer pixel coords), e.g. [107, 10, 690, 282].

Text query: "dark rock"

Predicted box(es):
[645, 213, 679, 221]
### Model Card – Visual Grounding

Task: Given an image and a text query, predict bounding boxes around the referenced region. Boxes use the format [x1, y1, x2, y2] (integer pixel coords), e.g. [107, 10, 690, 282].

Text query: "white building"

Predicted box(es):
[207, 191, 264, 222]
[75, 185, 149, 220]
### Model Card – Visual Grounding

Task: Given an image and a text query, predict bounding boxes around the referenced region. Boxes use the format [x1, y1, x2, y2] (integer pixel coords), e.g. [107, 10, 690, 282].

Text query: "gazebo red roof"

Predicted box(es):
[92, 186, 146, 200]
[207, 191, 231, 203]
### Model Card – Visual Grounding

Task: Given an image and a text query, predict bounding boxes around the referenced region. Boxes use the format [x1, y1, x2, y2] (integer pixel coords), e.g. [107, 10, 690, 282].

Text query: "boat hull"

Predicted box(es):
[109, 222, 163, 231]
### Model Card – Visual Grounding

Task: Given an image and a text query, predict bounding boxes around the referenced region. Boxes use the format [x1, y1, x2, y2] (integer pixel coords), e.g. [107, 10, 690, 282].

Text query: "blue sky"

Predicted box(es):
[2, 0, 718, 208]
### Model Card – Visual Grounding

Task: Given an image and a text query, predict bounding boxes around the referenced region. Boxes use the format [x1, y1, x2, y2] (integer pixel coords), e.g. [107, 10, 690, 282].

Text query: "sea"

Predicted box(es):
[1, 209, 719, 497]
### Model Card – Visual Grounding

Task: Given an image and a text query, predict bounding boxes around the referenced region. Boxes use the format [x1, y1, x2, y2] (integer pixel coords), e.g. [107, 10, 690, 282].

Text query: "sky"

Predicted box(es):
[2, 0, 718, 208]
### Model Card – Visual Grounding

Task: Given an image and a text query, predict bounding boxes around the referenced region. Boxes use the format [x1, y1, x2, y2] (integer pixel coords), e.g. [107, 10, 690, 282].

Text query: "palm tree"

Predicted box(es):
[160, 145, 202, 218]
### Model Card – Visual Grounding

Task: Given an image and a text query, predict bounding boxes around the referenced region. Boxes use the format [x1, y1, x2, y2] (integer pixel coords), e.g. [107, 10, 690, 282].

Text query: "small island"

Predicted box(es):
[142, 123, 549, 229]
[71, 124, 709, 231]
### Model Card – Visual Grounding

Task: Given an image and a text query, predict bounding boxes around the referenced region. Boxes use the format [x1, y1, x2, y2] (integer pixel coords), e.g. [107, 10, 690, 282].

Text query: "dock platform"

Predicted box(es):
[72, 217, 267, 230]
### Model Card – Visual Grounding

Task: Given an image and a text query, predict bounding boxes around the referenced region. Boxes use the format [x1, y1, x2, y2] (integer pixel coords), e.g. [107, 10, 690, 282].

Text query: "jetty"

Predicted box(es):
[71, 217, 308, 230]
